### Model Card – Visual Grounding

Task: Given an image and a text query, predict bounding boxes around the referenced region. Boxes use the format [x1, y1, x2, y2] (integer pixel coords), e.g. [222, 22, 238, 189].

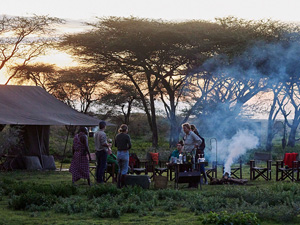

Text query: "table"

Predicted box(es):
[167, 161, 209, 181]
[171, 162, 208, 189]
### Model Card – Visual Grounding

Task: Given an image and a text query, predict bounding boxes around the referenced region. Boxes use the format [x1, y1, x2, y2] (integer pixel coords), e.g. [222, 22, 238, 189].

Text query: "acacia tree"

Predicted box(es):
[10, 63, 57, 91]
[50, 67, 107, 114]
[184, 18, 300, 140]
[0, 15, 63, 84]
[99, 77, 143, 125]
[59, 17, 246, 147]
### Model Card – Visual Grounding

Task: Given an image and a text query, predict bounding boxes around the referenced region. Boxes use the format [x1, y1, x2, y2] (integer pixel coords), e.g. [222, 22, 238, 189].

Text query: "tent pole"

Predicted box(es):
[36, 126, 44, 169]
[60, 126, 70, 171]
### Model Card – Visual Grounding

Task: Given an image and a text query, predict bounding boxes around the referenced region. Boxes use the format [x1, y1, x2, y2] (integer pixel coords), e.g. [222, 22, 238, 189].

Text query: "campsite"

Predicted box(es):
[3, 1, 300, 225]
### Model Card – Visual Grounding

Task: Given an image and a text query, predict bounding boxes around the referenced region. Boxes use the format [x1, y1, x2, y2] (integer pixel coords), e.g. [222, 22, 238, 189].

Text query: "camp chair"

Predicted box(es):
[222, 158, 243, 179]
[104, 163, 117, 183]
[146, 152, 168, 179]
[250, 152, 272, 181]
[88, 153, 97, 180]
[206, 161, 217, 180]
[276, 153, 299, 181]
[129, 153, 146, 175]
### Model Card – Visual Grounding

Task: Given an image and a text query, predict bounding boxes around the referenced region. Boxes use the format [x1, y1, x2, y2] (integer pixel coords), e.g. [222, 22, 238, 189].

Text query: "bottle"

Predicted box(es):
[179, 153, 183, 164]
[183, 154, 186, 163]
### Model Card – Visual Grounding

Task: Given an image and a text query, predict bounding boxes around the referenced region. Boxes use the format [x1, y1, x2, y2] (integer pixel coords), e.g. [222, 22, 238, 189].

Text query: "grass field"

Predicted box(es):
[1, 163, 300, 225]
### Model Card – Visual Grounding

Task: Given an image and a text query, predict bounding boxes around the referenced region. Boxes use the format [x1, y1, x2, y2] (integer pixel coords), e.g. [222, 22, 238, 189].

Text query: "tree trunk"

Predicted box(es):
[287, 121, 299, 147]
[150, 94, 158, 148]
[266, 96, 277, 152]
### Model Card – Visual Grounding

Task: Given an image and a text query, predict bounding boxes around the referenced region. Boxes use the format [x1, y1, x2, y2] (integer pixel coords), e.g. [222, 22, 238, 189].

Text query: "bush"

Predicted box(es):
[200, 211, 260, 225]
[9, 191, 57, 210]
[5, 182, 77, 197]
[53, 196, 91, 214]
[86, 184, 121, 199]
[93, 198, 121, 218]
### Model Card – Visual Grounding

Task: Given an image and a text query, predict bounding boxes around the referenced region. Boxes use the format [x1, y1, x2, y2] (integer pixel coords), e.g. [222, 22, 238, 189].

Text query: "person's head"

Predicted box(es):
[78, 126, 88, 135]
[177, 140, 184, 152]
[182, 123, 191, 134]
[118, 124, 128, 133]
[190, 124, 196, 131]
[99, 121, 106, 130]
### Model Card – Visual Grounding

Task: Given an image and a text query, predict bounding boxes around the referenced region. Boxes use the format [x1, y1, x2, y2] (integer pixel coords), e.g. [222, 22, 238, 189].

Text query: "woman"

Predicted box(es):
[115, 124, 131, 188]
[69, 126, 92, 186]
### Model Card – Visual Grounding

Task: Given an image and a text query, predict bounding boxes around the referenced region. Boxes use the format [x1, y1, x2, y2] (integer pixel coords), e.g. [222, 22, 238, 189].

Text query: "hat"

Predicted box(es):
[99, 121, 106, 129]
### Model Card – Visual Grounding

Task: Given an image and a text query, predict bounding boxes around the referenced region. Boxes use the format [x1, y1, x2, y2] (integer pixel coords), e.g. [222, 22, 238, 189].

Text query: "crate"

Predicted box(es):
[154, 175, 168, 189]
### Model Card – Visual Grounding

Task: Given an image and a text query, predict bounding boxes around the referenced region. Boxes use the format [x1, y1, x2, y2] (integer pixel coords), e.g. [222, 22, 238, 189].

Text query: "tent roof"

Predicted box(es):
[0, 85, 101, 126]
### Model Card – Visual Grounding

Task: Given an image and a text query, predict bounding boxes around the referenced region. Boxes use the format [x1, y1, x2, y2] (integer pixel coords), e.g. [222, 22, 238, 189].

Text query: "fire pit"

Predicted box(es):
[210, 172, 248, 185]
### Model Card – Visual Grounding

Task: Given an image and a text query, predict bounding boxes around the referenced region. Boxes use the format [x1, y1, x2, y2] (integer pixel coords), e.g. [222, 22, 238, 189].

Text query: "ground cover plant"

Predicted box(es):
[1, 168, 300, 225]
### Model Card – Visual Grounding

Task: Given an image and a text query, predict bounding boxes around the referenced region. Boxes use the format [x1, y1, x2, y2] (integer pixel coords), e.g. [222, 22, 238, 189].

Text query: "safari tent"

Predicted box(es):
[0, 85, 100, 170]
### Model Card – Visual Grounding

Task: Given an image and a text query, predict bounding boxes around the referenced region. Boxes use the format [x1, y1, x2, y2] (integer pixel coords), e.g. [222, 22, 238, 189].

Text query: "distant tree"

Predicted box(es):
[50, 67, 107, 114]
[10, 63, 57, 91]
[99, 77, 143, 125]
[0, 15, 63, 85]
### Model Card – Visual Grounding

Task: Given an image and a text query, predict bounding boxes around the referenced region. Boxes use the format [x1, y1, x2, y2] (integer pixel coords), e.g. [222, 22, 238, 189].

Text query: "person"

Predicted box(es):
[182, 123, 207, 186]
[170, 140, 184, 159]
[94, 121, 111, 184]
[191, 124, 208, 184]
[115, 124, 131, 188]
[107, 151, 119, 175]
[182, 123, 202, 155]
[69, 126, 92, 186]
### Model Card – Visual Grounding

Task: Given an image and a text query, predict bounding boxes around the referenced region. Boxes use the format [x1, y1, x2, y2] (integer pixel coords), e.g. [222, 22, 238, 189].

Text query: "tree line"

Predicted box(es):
[2, 15, 300, 150]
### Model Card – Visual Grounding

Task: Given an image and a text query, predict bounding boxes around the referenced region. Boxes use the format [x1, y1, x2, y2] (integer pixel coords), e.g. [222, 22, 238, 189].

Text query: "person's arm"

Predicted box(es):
[191, 131, 202, 147]
[127, 135, 132, 150]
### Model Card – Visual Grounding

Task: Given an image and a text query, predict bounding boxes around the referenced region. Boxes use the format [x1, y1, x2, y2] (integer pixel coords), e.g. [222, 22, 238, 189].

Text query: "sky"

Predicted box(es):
[2, 0, 300, 23]
[1, 0, 300, 84]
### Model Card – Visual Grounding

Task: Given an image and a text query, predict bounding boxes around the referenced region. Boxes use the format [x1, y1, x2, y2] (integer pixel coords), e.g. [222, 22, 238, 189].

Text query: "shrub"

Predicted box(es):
[200, 211, 260, 225]
[93, 199, 121, 218]
[86, 184, 121, 199]
[9, 191, 57, 210]
[53, 196, 91, 214]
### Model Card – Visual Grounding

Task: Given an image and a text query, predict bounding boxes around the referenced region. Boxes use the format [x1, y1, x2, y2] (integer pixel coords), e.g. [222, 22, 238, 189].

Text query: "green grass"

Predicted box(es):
[1, 163, 300, 225]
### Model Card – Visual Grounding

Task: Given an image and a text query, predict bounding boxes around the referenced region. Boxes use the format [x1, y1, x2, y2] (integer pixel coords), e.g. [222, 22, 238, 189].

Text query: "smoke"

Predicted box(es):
[217, 130, 259, 176]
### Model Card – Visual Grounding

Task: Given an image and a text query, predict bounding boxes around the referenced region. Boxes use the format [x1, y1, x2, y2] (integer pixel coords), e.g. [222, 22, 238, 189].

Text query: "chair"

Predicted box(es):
[104, 163, 117, 183]
[146, 152, 168, 179]
[222, 158, 243, 179]
[129, 153, 146, 175]
[250, 152, 272, 181]
[88, 153, 97, 181]
[206, 161, 217, 180]
[276, 153, 299, 182]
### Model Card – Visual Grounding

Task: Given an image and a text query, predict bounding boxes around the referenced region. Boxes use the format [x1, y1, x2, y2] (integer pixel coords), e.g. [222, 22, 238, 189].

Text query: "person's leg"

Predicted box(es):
[96, 150, 107, 183]
[200, 164, 208, 184]
[121, 152, 129, 187]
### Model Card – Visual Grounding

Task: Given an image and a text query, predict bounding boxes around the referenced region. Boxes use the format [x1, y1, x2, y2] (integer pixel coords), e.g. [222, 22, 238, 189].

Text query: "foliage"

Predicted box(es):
[0, 126, 22, 155]
[200, 211, 260, 225]
[0, 15, 63, 85]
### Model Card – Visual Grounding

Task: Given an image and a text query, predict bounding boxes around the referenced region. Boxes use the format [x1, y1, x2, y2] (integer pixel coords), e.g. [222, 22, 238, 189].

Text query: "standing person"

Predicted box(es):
[115, 124, 131, 188]
[182, 123, 202, 156]
[94, 121, 111, 184]
[191, 124, 208, 184]
[69, 127, 92, 186]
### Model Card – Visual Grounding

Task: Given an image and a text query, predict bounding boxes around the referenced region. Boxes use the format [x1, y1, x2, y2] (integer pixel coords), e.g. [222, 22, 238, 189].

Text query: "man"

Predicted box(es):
[170, 140, 184, 159]
[94, 121, 111, 183]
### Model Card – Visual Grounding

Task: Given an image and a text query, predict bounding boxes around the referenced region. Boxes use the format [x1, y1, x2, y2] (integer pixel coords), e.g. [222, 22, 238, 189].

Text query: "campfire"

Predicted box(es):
[210, 171, 248, 185]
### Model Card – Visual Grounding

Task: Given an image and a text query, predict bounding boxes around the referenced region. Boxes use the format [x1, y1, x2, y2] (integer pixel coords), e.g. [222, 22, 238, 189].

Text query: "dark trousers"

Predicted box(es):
[96, 150, 107, 183]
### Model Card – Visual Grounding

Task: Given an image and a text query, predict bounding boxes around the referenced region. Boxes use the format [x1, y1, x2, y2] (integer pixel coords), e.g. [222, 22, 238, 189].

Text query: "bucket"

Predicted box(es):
[154, 176, 168, 189]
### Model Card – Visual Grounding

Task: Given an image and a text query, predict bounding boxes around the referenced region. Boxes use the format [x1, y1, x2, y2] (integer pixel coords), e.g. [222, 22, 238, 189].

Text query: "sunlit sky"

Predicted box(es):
[1, 0, 300, 84]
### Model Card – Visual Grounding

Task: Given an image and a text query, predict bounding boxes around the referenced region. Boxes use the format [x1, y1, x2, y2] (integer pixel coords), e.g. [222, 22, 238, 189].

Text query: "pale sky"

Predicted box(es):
[1, 0, 300, 84]
[2, 0, 300, 23]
